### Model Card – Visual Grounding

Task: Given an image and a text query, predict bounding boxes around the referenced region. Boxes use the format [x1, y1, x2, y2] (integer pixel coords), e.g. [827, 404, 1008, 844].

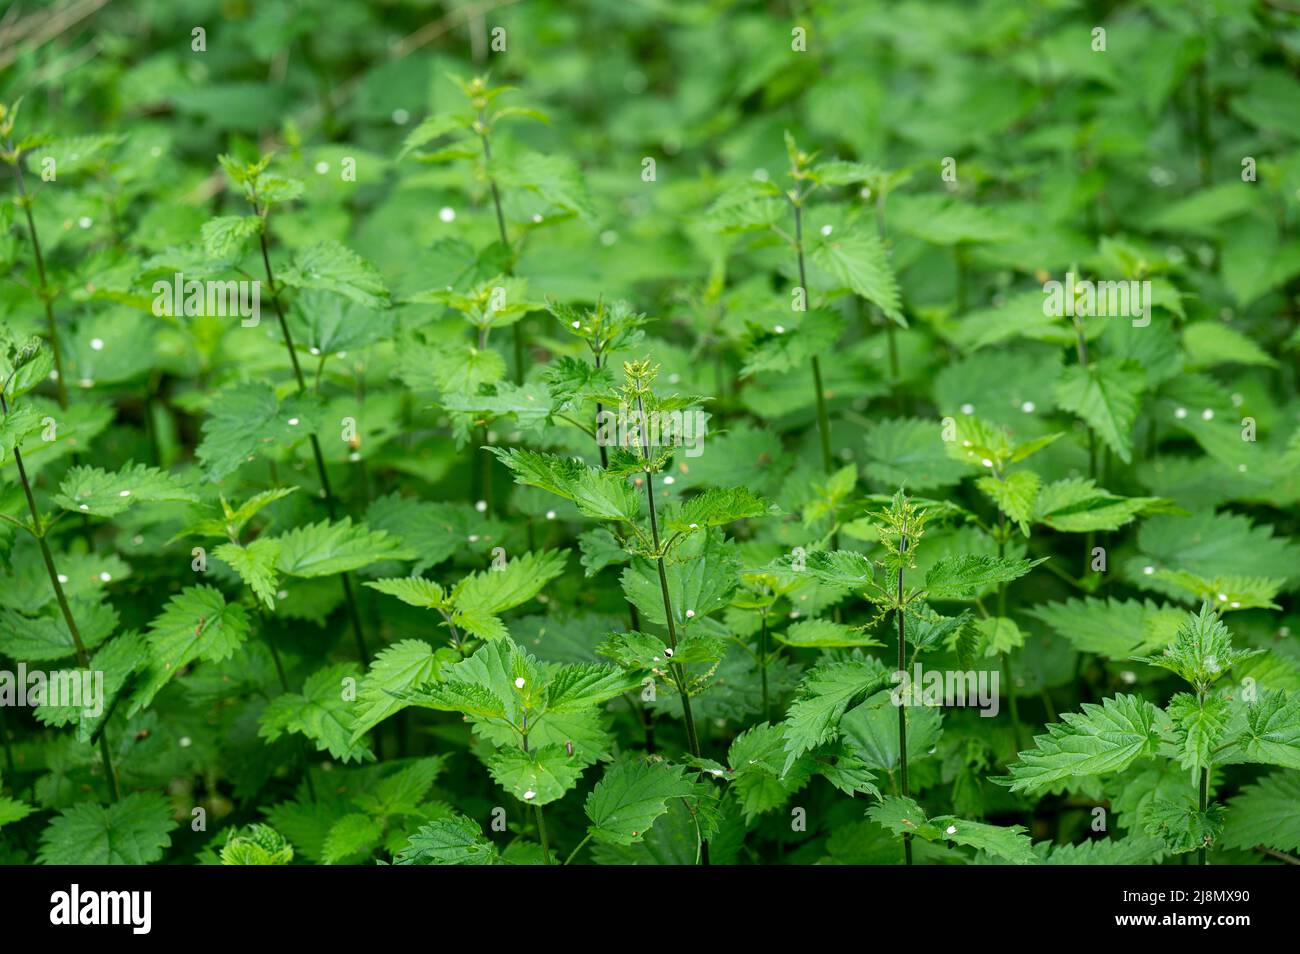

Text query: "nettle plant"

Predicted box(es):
[999, 603, 1299, 865]
[3, 2, 1300, 869]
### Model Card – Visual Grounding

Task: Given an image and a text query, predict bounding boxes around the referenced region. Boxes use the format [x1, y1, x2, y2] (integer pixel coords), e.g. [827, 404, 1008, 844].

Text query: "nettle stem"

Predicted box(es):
[792, 195, 834, 478]
[592, 349, 655, 752]
[1197, 685, 1211, 866]
[477, 115, 525, 386]
[895, 531, 912, 866]
[993, 513, 1026, 763]
[2, 392, 118, 800]
[258, 224, 371, 666]
[634, 391, 709, 866]
[8, 146, 68, 409]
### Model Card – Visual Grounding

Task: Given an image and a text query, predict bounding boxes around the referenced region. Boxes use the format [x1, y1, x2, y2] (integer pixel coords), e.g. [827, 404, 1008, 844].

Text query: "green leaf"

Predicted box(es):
[54, 463, 198, 517]
[1220, 772, 1300, 853]
[277, 240, 390, 309]
[1033, 478, 1166, 533]
[781, 656, 893, 774]
[130, 585, 250, 712]
[809, 230, 904, 325]
[841, 691, 943, 771]
[976, 470, 1040, 535]
[0, 599, 118, 662]
[37, 793, 177, 864]
[867, 795, 1036, 864]
[321, 813, 384, 864]
[788, 550, 874, 590]
[260, 662, 374, 763]
[666, 488, 775, 534]
[352, 640, 451, 739]
[1029, 597, 1179, 658]
[1166, 693, 1230, 774]
[585, 759, 697, 845]
[621, 530, 740, 630]
[220, 824, 295, 865]
[776, 619, 883, 649]
[486, 744, 584, 805]
[924, 554, 1046, 600]
[545, 663, 642, 712]
[201, 214, 262, 259]
[1052, 358, 1145, 464]
[393, 814, 499, 865]
[1143, 798, 1224, 855]
[274, 518, 415, 578]
[196, 382, 322, 481]
[1221, 690, 1300, 770]
[491, 448, 640, 523]
[0, 795, 34, 829]
[365, 577, 447, 609]
[34, 630, 148, 742]
[214, 538, 281, 610]
[862, 417, 970, 490]
[1133, 603, 1261, 692]
[0, 402, 43, 461]
[996, 694, 1166, 794]
[495, 152, 596, 221]
[450, 550, 569, 639]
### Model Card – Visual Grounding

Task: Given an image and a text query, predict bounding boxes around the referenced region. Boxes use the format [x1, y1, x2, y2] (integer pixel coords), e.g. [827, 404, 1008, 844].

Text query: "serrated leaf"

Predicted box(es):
[809, 230, 904, 325]
[37, 793, 177, 864]
[585, 759, 697, 845]
[274, 518, 415, 578]
[201, 214, 262, 259]
[214, 538, 281, 610]
[278, 240, 390, 309]
[924, 554, 1045, 600]
[54, 463, 198, 517]
[130, 586, 250, 712]
[997, 694, 1166, 794]
[1052, 358, 1145, 464]
[260, 662, 373, 763]
[487, 744, 584, 805]
[393, 814, 499, 865]
[781, 656, 893, 773]
[352, 640, 450, 738]
[492, 448, 640, 522]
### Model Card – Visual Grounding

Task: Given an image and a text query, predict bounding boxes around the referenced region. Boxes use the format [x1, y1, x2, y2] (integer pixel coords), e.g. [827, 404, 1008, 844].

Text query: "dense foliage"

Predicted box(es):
[2, 0, 1299, 867]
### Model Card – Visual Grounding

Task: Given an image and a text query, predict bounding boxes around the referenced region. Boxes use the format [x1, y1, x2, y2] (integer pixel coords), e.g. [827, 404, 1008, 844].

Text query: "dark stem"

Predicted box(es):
[258, 226, 370, 665]
[3, 393, 118, 799]
[478, 120, 525, 386]
[635, 391, 709, 866]
[9, 148, 68, 408]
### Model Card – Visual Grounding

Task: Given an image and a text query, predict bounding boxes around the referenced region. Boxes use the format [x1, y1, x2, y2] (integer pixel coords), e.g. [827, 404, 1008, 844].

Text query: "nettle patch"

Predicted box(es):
[1, 2, 1299, 867]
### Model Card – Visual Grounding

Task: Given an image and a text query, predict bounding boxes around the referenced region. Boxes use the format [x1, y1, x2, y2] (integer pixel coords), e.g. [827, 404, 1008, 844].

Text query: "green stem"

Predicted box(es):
[258, 225, 370, 665]
[759, 612, 771, 723]
[896, 532, 912, 866]
[477, 118, 524, 386]
[635, 392, 709, 866]
[534, 804, 552, 865]
[3, 393, 117, 800]
[564, 832, 593, 866]
[8, 145, 68, 409]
